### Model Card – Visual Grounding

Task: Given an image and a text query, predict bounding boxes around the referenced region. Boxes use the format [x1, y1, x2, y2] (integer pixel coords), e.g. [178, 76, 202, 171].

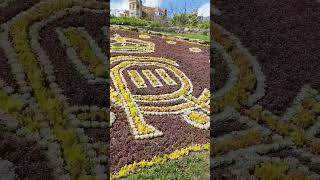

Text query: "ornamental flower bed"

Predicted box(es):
[110, 26, 210, 178]
[0, 1, 109, 179]
[212, 1, 320, 179]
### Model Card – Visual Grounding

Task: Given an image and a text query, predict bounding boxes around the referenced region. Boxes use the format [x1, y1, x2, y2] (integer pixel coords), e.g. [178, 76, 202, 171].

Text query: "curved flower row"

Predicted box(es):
[57, 27, 107, 83]
[111, 60, 163, 139]
[111, 143, 210, 179]
[210, 16, 320, 178]
[111, 56, 210, 139]
[111, 25, 209, 46]
[189, 47, 202, 53]
[155, 68, 177, 86]
[111, 34, 155, 53]
[211, 21, 266, 114]
[1, 1, 108, 179]
[127, 69, 147, 88]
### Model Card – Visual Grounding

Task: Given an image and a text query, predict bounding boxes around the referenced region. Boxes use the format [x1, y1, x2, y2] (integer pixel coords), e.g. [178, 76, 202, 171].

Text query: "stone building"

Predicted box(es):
[129, 0, 143, 17]
[128, 0, 167, 18]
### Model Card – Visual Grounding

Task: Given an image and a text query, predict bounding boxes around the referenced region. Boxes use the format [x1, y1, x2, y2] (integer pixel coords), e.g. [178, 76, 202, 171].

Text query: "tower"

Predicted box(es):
[129, 0, 142, 17]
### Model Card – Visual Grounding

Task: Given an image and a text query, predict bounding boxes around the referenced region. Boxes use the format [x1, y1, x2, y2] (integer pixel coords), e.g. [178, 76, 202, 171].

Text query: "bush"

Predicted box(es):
[111, 15, 209, 30]
[149, 21, 162, 28]
[198, 21, 210, 29]
[110, 16, 150, 26]
[169, 14, 208, 29]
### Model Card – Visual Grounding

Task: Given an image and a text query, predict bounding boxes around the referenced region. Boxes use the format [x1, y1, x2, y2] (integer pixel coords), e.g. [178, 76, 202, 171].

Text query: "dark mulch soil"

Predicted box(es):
[85, 128, 108, 143]
[0, 48, 17, 88]
[110, 29, 210, 172]
[212, 44, 228, 91]
[110, 106, 209, 172]
[213, 0, 320, 113]
[266, 148, 320, 174]
[0, 0, 40, 24]
[40, 11, 108, 107]
[211, 118, 247, 138]
[0, 133, 53, 180]
[111, 29, 210, 97]
[211, 167, 235, 180]
[0, 2, 109, 179]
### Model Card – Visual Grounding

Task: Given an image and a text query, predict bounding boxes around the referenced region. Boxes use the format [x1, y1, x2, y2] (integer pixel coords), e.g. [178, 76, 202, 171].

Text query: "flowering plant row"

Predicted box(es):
[111, 34, 155, 53]
[110, 56, 210, 139]
[110, 26, 210, 178]
[210, 18, 320, 179]
[0, 1, 109, 179]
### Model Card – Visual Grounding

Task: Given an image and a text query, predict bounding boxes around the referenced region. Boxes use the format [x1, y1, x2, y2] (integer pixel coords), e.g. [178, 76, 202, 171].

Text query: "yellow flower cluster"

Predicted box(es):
[110, 88, 122, 105]
[128, 70, 147, 88]
[112, 65, 155, 137]
[64, 27, 106, 77]
[198, 88, 210, 104]
[141, 102, 194, 113]
[139, 34, 151, 39]
[114, 34, 126, 43]
[142, 69, 163, 87]
[189, 47, 202, 53]
[111, 143, 210, 179]
[166, 40, 177, 45]
[188, 112, 209, 124]
[155, 68, 177, 86]
[111, 34, 155, 53]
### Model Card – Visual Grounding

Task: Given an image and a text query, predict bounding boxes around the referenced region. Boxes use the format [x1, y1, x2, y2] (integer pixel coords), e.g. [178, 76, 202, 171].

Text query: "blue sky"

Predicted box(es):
[110, 0, 210, 17]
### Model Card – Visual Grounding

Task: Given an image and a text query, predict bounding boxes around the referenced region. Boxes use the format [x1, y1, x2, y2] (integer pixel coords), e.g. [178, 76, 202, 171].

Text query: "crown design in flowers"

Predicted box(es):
[111, 34, 155, 53]
[110, 56, 210, 140]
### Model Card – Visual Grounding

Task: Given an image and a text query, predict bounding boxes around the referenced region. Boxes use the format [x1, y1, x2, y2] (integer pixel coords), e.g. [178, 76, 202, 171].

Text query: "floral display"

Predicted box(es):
[0, 1, 109, 179]
[111, 34, 155, 53]
[110, 26, 210, 178]
[211, 11, 320, 179]
[189, 47, 202, 53]
[138, 34, 151, 39]
[166, 40, 177, 45]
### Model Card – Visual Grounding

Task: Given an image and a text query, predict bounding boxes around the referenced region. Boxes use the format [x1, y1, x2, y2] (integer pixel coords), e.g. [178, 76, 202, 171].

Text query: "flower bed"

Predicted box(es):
[212, 1, 320, 179]
[0, 1, 109, 179]
[110, 26, 210, 178]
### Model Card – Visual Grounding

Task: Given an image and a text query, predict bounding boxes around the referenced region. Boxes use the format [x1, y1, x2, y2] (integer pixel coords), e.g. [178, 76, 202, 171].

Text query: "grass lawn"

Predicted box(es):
[170, 33, 210, 41]
[121, 151, 210, 180]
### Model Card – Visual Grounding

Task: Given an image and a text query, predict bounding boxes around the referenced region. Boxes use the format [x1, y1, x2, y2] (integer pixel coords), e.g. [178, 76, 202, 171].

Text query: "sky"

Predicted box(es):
[110, 0, 210, 17]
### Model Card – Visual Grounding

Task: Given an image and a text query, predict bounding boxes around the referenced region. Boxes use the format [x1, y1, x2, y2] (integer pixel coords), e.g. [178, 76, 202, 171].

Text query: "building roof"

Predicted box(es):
[142, 5, 167, 15]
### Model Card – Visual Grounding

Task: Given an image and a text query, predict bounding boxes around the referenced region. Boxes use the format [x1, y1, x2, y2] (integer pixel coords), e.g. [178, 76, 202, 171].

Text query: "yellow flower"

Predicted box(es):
[166, 40, 176, 44]
[189, 47, 202, 53]
[139, 34, 151, 39]
[188, 112, 209, 124]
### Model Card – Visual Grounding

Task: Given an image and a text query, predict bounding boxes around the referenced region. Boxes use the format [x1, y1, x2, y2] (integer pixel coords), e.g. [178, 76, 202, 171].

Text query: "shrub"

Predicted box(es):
[198, 21, 210, 29]
[110, 16, 150, 26]
[169, 14, 208, 29]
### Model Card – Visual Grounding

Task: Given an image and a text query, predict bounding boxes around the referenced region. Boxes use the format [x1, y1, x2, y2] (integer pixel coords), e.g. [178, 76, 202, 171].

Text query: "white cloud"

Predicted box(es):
[111, 0, 129, 10]
[197, 3, 210, 17]
[142, 0, 162, 7]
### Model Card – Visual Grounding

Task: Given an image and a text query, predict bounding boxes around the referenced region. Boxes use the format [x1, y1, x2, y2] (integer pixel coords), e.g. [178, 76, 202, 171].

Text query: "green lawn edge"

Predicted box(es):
[169, 33, 210, 41]
[120, 151, 210, 180]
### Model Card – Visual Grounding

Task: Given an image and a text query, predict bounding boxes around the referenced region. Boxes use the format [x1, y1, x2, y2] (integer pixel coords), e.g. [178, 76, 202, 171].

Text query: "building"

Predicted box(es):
[111, 9, 129, 17]
[129, 0, 142, 17]
[120, 10, 130, 17]
[129, 0, 167, 18]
